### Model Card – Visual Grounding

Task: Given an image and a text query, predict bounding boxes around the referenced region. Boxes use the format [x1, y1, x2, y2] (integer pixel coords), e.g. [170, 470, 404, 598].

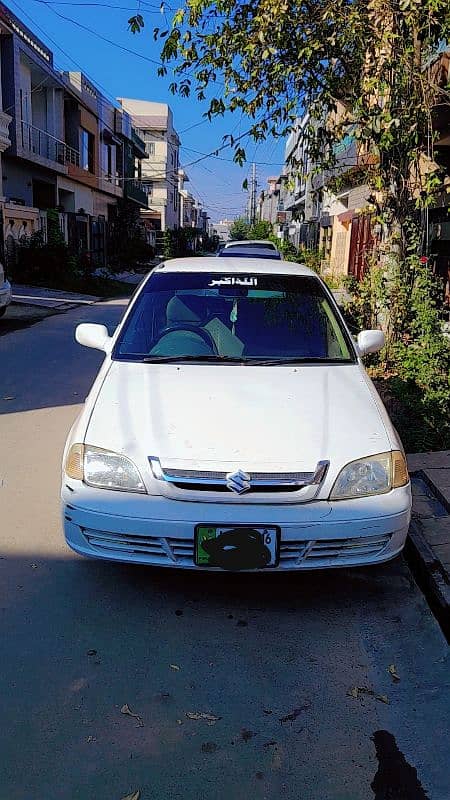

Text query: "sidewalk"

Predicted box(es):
[12, 284, 100, 308]
[406, 451, 450, 636]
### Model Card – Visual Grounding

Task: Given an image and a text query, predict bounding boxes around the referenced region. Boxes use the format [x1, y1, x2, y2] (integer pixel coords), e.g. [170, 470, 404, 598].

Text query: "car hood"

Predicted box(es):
[85, 361, 392, 480]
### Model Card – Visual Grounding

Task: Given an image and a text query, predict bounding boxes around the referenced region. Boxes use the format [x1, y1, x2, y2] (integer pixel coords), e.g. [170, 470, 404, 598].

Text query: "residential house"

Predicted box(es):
[117, 98, 181, 232]
[0, 2, 148, 269]
[257, 176, 281, 225]
[178, 168, 197, 228]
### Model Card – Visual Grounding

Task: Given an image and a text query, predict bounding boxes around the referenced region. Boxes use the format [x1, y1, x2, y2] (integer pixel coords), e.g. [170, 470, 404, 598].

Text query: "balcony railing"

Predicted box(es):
[125, 178, 149, 206]
[20, 120, 79, 167]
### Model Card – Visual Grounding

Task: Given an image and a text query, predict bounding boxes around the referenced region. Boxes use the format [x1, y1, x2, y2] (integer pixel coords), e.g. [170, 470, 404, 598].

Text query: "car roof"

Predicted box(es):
[224, 239, 278, 248]
[157, 256, 317, 277]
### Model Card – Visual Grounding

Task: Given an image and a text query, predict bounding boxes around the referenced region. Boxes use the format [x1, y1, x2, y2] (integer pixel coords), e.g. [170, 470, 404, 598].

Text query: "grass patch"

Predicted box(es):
[372, 372, 450, 453]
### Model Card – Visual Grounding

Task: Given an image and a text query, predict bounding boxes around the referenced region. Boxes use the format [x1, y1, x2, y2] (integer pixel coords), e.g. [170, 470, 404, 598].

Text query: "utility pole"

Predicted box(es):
[249, 162, 257, 224]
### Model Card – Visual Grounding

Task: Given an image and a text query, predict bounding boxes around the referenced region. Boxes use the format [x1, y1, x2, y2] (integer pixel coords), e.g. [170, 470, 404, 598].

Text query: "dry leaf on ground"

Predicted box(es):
[185, 711, 221, 723]
[121, 704, 144, 727]
[347, 686, 390, 704]
[120, 791, 140, 800]
[388, 664, 400, 682]
[170, 664, 180, 671]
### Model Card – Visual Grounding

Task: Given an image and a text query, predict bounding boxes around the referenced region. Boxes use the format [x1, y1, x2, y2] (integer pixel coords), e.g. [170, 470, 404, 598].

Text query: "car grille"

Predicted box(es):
[279, 533, 392, 566]
[82, 528, 391, 568]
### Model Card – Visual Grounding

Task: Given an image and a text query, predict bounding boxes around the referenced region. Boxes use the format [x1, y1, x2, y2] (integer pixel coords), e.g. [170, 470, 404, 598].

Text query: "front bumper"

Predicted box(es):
[0, 280, 11, 309]
[62, 483, 411, 571]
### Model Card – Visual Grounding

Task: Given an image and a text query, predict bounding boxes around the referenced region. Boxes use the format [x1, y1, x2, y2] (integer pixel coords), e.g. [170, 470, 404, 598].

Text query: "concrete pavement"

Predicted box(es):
[407, 452, 450, 638]
[0, 301, 449, 800]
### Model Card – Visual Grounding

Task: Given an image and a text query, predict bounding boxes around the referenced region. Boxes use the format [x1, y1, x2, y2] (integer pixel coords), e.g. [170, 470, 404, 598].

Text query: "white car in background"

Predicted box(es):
[219, 239, 282, 258]
[0, 262, 11, 317]
[62, 257, 411, 572]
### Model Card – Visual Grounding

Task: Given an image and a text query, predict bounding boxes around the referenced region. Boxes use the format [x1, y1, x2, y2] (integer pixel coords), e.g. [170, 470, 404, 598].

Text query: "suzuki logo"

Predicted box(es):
[226, 469, 251, 495]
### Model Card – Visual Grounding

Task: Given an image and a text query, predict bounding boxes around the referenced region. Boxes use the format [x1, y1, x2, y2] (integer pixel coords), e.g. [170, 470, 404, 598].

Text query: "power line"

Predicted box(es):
[35, 0, 164, 67]
[11, 0, 122, 108]
[33, 1, 164, 8]
[181, 144, 284, 166]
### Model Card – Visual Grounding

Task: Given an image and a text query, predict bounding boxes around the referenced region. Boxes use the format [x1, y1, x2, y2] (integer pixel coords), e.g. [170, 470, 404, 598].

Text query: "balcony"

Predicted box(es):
[19, 121, 79, 168]
[125, 178, 149, 208]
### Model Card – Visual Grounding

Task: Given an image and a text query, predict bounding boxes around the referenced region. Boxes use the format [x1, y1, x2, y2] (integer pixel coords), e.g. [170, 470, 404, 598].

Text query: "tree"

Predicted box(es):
[129, 1, 450, 329]
[248, 220, 273, 240]
[229, 217, 251, 240]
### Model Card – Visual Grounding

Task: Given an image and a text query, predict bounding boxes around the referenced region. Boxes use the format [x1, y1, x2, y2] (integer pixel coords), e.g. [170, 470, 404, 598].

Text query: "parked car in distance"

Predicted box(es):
[62, 256, 411, 572]
[0, 263, 11, 317]
[220, 240, 282, 258]
[222, 239, 280, 252]
[218, 244, 282, 260]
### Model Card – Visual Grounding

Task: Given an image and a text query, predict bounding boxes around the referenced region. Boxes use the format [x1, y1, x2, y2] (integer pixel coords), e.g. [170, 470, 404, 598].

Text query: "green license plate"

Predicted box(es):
[195, 525, 280, 570]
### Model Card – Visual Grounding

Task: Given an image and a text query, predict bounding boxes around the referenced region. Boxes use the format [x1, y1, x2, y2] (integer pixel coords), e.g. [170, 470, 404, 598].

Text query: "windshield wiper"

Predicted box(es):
[141, 354, 346, 365]
[141, 354, 246, 363]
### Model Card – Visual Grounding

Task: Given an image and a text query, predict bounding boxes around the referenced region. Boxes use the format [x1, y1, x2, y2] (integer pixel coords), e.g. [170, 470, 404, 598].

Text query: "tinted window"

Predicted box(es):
[113, 272, 355, 363]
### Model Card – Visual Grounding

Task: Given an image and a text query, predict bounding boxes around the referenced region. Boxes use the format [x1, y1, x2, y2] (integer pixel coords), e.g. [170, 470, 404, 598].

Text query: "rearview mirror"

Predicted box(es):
[75, 323, 112, 353]
[357, 329, 385, 357]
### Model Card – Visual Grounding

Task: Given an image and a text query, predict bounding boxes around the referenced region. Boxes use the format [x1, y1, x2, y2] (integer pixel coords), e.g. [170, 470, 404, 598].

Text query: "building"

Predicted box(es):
[0, 2, 148, 269]
[209, 218, 233, 242]
[280, 104, 372, 279]
[178, 168, 197, 228]
[117, 98, 180, 232]
[257, 176, 281, 225]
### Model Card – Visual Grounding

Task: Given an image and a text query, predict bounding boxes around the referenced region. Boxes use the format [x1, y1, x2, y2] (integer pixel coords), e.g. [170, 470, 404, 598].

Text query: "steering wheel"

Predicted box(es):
[153, 324, 218, 354]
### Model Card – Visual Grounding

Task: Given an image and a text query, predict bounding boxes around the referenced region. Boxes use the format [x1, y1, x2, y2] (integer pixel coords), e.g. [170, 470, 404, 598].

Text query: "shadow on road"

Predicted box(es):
[0, 299, 127, 415]
[1, 550, 448, 800]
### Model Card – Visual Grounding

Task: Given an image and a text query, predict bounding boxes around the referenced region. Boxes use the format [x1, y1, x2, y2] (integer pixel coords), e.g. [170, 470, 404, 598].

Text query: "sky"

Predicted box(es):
[11, 0, 287, 221]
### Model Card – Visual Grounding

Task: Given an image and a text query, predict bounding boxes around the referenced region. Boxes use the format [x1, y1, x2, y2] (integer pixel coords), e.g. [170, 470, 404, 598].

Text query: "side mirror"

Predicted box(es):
[75, 323, 112, 353]
[357, 329, 385, 356]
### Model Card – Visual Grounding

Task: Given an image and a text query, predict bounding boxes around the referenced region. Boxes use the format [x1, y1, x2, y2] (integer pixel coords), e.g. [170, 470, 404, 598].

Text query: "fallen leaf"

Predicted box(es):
[186, 711, 221, 723]
[30, 563, 38, 569]
[121, 704, 144, 727]
[2, 396, 15, 401]
[201, 741, 218, 753]
[279, 704, 309, 723]
[87, 649, 97, 656]
[388, 664, 400, 682]
[86, 735, 96, 743]
[176, 719, 183, 725]
[241, 729, 256, 742]
[347, 686, 390, 704]
[170, 664, 180, 671]
[120, 792, 140, 800]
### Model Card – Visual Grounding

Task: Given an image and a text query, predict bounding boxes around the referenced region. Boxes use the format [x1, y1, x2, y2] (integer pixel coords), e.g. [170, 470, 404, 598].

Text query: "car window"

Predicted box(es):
[225, 242, 277, 251]
[113, 272, 355, 363]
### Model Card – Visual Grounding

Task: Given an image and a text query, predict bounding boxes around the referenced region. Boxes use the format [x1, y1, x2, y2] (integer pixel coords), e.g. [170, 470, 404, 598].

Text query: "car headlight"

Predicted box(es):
[330, 451, 408, 500]
[65, 444, 146, 493]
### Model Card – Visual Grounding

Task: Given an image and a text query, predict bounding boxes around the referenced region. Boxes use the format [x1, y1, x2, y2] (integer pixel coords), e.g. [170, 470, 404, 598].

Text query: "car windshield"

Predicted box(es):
[113, 271, 355, 363]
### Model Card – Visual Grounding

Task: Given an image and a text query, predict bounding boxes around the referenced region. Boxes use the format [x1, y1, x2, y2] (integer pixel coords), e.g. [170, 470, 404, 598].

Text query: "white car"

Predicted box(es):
[0, 263, 11, 317]
[62, 257, 411, 571]
[220, 240, 282, 258]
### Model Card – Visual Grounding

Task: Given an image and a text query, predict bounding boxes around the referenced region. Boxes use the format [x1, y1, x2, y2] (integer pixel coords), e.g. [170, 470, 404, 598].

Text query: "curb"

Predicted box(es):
[405, 509, 450, 642]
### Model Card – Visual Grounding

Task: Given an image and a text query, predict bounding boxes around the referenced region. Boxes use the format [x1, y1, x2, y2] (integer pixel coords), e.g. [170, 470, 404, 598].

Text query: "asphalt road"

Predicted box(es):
[0, 300, 449, 800]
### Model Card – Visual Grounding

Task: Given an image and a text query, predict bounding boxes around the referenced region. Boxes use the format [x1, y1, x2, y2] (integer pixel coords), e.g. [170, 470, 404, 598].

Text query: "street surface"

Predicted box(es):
[0, 300, 449, 800]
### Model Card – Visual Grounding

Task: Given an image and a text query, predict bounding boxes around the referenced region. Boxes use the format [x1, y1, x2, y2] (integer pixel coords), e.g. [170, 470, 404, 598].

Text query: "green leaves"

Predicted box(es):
[127, 14, 144, 34]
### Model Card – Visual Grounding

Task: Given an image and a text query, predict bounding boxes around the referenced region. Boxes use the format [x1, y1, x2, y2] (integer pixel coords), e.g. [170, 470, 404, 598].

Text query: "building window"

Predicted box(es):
[143, 180, 153, 196]
[106, 144, 112, 178]
[81, 128, 94, 173]
[147, 141, 155, 156]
